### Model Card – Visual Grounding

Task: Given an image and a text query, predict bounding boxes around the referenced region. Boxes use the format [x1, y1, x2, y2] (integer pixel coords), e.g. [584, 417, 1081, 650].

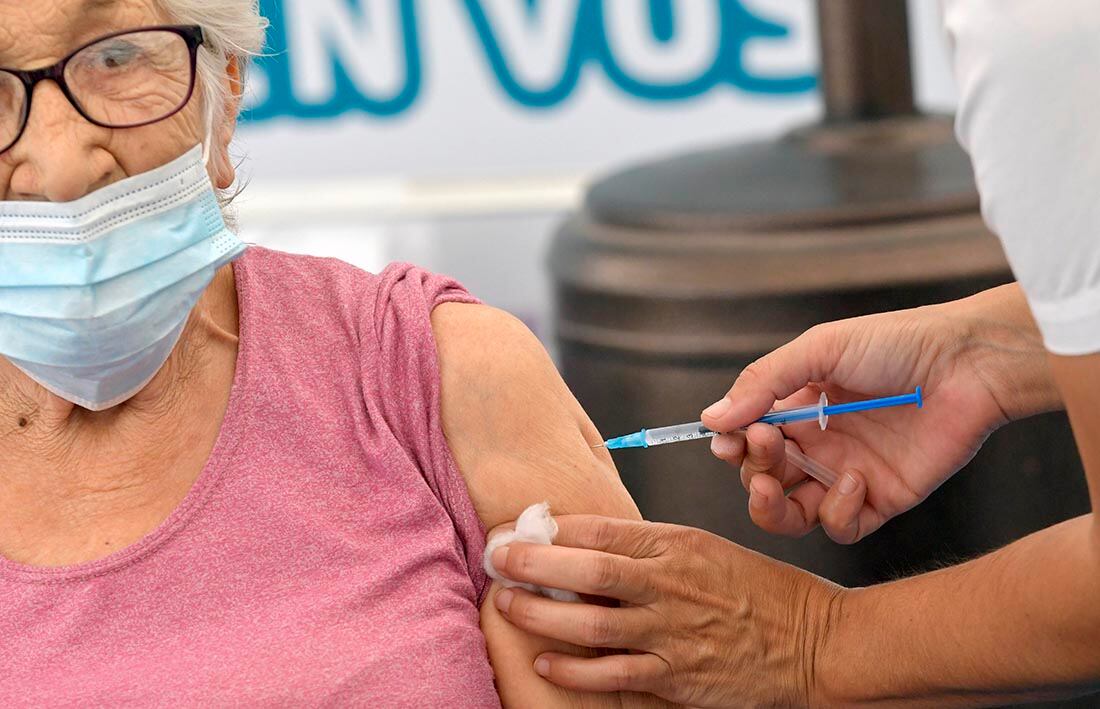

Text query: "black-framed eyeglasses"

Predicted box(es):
[0, 25, 205, 154]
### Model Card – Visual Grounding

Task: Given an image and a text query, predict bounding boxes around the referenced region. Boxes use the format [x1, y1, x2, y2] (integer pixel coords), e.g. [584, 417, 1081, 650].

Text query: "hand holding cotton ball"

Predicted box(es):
[483, 502, 580, 603]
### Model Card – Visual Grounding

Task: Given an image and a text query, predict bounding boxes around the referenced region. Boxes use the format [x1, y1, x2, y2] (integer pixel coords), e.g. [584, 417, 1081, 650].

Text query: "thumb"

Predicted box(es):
[701, 325, 839, 432]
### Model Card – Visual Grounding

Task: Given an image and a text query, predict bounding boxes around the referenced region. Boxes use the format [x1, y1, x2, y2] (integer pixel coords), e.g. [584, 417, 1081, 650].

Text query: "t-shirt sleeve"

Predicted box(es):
[364, 263, 491, 603]
[941, 0, 1100, 354]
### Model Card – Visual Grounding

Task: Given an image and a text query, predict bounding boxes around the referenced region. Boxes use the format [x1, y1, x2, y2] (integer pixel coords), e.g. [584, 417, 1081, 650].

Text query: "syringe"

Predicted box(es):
[598, 388, 923, 488]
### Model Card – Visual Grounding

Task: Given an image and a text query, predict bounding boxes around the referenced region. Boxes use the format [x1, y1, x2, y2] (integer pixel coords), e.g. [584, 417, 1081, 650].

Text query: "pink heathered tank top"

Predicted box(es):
[0, 247, 502, 707]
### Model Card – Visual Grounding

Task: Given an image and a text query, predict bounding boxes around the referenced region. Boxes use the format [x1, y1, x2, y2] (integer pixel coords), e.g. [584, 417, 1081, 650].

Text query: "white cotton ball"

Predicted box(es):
[484, 502, 580, 603]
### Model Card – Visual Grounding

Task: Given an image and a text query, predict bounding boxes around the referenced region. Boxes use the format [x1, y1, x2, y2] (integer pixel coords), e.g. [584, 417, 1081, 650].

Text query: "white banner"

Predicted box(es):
[234, 1, 958, 341]
[236, 0, 944, 188]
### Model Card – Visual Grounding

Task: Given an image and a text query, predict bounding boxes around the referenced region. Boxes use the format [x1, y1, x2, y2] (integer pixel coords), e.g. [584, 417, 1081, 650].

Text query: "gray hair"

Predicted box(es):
[159, 0, 269, 221]
[160, 0, 268, 128]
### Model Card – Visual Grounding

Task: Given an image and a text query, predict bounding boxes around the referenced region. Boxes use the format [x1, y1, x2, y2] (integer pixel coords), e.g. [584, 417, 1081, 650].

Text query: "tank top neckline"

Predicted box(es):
[0, 254, 255, 584]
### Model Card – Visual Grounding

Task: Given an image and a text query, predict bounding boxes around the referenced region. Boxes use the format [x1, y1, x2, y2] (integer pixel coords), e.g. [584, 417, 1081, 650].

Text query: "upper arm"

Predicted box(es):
[432, 303, 639, 530]
[431, 303, 649, 708]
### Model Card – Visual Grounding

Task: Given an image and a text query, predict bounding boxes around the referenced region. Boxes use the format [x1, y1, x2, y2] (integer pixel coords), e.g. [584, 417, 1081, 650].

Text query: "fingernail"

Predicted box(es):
[491, 545, 509, 572]
[838, 473, 859, 495]
[749, 478, 768, 509]
[710, 434, 735, 458]
[495, 588, 514, 614]
[534, 658, 551, 676]
[703, 397, 732, 419]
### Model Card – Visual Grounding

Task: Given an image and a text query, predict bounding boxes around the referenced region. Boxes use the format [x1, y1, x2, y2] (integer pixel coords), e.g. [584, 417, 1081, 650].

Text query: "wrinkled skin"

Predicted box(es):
[0, 0, 238, 202]
[490, 514, 843, 708]
[0, 0, 242, 566]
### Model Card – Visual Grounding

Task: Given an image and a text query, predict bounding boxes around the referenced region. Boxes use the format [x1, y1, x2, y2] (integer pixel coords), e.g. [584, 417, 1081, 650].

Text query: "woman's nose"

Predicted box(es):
[6, 80, 117, 203]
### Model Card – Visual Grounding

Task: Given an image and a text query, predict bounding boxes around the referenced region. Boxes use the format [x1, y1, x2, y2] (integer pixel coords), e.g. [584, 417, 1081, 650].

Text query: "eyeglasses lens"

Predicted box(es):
[64, 29, 194, 130]
[0, 71, 26, 153]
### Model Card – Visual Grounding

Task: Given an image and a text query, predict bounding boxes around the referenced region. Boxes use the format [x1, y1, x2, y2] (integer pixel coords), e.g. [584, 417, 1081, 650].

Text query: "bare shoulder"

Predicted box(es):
[433, 303, 656, 708]
[430, 302, 640, 532]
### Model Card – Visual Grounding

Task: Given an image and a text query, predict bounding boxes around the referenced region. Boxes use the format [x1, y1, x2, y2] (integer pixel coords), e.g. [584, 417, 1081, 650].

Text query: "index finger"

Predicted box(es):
[701, 325, 840, 432]
[492, 542, 658, 605]
[548, 515, 670, 559]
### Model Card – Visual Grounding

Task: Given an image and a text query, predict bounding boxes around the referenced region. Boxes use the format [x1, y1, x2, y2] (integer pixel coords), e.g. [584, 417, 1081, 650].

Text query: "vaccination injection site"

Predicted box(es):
[4, 0, 1100, 707]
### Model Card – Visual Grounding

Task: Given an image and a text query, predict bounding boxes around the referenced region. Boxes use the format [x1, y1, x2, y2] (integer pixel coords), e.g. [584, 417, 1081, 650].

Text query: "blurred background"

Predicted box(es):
[232, 7, 1092, 705]
[234, 0, 952, 345]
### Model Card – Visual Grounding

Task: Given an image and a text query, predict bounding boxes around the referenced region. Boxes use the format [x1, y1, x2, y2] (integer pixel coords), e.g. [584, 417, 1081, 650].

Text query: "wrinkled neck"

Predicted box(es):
[0, 263, 238, 476]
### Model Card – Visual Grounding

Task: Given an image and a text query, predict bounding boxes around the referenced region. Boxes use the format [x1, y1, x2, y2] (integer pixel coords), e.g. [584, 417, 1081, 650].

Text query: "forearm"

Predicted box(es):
[817, 514, 1100, 706]
[945, 283, 1061, 420]
[818, 305, 1100, 705]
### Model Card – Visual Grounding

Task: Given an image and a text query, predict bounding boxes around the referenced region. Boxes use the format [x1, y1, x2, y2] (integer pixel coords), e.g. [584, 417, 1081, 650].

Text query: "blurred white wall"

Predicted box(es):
[233, 0, 958, 345]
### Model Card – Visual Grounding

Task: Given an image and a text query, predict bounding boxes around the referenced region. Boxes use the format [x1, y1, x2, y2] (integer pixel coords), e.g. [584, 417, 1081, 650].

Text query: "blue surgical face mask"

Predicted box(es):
[0, 144, 247, 410]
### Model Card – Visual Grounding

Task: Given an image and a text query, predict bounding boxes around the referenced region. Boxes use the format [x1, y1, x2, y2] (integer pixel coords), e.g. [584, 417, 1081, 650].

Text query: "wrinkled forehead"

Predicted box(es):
[0, 0, 169, 68]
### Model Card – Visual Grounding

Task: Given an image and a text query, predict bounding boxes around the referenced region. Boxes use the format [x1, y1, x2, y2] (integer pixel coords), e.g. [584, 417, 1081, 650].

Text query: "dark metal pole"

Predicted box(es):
[817, 0, 916, 121]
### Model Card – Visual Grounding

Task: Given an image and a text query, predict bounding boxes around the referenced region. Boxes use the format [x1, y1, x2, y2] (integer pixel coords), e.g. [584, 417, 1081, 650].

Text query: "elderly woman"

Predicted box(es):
[0, 2, 665, 706]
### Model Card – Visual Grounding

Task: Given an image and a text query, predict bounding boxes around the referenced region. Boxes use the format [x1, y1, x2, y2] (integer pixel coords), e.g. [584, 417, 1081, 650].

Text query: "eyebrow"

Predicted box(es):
[76, 0, 122, 20]
[0, 0, 121, 67]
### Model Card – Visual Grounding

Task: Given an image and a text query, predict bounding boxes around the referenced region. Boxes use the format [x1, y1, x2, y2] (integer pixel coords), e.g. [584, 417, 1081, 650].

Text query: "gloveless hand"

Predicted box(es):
[701, 286, 1055, 543]
[491, 514, 843, 708]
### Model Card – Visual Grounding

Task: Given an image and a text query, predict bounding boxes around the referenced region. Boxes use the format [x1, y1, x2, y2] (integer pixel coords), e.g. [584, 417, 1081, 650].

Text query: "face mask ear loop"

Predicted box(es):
[201, 100, 216, 169]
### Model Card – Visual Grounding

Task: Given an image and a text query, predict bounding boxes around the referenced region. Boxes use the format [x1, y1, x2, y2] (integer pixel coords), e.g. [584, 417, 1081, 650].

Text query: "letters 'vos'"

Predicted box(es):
[249, 0, 816, 121]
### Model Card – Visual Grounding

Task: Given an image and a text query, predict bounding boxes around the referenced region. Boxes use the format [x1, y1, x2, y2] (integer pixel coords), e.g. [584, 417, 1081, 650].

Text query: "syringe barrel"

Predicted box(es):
[757, 406, 820, 425]
[645, 422, 716, 447]
[757, 393, 830, 430]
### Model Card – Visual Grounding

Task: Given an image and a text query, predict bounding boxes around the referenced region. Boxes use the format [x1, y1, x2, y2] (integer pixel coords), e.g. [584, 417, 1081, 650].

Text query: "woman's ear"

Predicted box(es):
[211, 56, 245, 190]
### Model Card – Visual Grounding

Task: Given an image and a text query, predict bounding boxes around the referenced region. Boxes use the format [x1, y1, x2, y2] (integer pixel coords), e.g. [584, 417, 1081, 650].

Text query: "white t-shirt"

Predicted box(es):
[941, 0, 1100, 354]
